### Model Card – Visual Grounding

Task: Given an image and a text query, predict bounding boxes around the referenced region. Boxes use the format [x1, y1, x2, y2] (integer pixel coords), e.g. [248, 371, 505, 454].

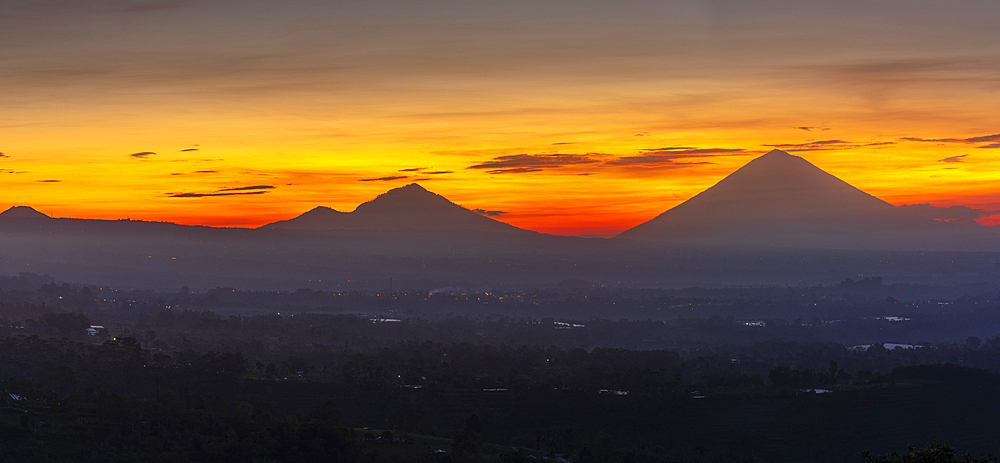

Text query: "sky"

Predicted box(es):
[2, 0, 1000, 235]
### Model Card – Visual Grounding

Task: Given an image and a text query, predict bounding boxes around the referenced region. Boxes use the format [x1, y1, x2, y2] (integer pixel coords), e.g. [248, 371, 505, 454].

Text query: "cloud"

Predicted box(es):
[166, 184, 275, 197]
[762, 140, 895, 151]
[171, 170, 219, 176]
[552, 142, 574, 145]
[469, 147, 754, 173]
[468, 153, 604, 174]
[472, 208, 505, 216]
[167, 191, 270, 198]
[485, 167, 543, 175]
[938, 154, 968, 163]
[902, 133, 1000, 149]
[399, 168, 450, 174]
[36, 179, 60, 183]
[0, 153, 8, 158]
[605, 157, 713, 168]
[795, 126, 830, 132]
[899, 203, 997, 226]
[605, 147, 748, 167]
[469, 153, 603, 169]
[901, 137, 961, 143]
[966, 134, 1000, 143]
[217, 185, 274, 192]
[639, 147, 746, 155]
[359, 175, 408, 182]
[130, 151, 156, 159]
[180, 148, 199, 152]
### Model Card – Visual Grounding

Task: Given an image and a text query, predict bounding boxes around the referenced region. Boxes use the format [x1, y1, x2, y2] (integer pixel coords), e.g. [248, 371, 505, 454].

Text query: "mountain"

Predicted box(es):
[263, 183, 530, 234]
[263, 206, 347, 230]
[617, 150, 998, 250]
[0, 206, 50, 219]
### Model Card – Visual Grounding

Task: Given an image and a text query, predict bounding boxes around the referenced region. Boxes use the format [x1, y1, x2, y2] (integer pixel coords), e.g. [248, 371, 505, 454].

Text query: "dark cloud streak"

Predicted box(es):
[468, 153, 603, 171]
[359, 176, 408, 182]
[167, 191, 270, 198]
[469, 147, 752, 173]
[473, 208, 505, 216]
[637, 147, 746, 155]
[902, 133, 1000, 149]
[938, 154, 968, 163]
[606, 147, 748, 167]
[762, 140, 894, 151]
[485, 167, 542, 175]
[217, 185, 274, 192]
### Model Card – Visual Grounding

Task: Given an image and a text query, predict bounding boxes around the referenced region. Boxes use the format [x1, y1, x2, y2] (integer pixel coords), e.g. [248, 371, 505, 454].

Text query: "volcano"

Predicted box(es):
[0, 206, 50, 219]
[617, 150, 996, 250]
[263, 183, 529, 234]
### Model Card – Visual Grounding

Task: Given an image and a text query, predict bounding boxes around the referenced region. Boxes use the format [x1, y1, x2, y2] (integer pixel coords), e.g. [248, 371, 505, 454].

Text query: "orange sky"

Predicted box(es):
[2, 0, 1000, 236]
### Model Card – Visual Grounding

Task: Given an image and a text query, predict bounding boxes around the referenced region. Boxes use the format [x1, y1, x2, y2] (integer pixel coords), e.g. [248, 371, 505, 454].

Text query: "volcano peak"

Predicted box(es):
[615, 150, 948, 249]
[0, 206, 50, 219]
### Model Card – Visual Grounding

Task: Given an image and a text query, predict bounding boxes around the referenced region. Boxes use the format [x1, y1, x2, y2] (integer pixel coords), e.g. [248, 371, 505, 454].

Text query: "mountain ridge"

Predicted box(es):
[262, 183, 532, 234]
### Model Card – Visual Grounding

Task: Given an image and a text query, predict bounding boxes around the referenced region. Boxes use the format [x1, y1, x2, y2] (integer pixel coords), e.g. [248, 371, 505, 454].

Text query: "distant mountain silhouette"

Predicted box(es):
[617, 150, 998, 250]
[263, 183, 530, 234]
[0, 206, 50, 219]
[264, 206, 347, 229]
[0, 170, 997, 289]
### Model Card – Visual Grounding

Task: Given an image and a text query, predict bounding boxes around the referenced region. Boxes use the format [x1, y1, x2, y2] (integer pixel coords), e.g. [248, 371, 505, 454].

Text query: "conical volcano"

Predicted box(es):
[0, 206, 50, 219]
[617, 150, 992, 250]
[263, 183, 527, 233]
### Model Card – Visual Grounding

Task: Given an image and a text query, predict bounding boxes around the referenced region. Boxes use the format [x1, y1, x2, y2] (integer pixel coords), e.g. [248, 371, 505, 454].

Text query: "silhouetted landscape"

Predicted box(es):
[4, 151, 1000, 462]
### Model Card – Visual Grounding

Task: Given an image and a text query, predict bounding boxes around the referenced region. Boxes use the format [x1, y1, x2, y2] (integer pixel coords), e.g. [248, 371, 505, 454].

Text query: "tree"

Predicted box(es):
[40, 312, 90, 339]
[464, 413, 483, 434]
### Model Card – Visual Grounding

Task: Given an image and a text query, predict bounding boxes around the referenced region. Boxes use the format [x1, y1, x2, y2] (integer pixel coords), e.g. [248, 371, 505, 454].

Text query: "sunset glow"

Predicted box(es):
[3, 0, 1000, 235]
